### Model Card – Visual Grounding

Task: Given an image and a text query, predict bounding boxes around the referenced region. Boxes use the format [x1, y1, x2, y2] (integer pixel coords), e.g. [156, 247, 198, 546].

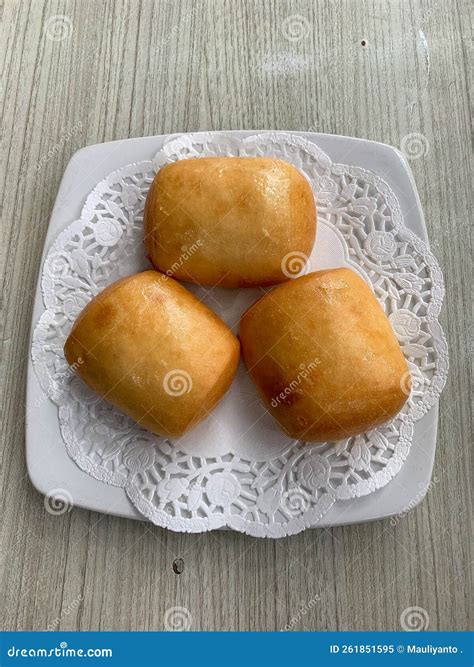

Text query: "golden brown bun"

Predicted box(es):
[64, 271, 240, 438]
[144, 157, 316, 288]
[239, 268, 410, 442]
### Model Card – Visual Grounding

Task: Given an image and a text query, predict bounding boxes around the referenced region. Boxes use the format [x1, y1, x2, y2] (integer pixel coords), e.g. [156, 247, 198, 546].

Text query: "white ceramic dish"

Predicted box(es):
[26, 131, 439, 528]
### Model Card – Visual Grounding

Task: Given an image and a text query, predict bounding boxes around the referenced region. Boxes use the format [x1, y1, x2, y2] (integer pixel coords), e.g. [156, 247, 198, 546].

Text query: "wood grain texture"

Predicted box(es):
[0, 0, 472, 631]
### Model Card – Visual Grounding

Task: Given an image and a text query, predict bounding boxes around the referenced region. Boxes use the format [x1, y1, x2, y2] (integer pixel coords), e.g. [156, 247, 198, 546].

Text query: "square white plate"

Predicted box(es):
[26, 131, 438, 528]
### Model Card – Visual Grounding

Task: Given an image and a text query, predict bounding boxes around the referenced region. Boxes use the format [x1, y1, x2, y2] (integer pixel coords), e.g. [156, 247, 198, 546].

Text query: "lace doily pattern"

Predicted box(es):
[32, 132, 448, 537]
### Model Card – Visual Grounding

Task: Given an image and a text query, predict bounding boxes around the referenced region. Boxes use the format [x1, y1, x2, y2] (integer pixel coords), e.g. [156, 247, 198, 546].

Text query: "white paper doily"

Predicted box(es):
[32, 132, 448, 537]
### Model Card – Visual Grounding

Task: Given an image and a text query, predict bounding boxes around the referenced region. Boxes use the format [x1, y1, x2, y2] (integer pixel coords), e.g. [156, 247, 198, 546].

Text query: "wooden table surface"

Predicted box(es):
[1, 0, 472, 632]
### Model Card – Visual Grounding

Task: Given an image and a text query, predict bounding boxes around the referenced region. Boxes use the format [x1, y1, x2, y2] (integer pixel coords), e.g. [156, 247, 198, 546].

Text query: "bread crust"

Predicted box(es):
[64, 271, 240, 437]
[144, 157, 316, 288]
[239, 268, 410, 442]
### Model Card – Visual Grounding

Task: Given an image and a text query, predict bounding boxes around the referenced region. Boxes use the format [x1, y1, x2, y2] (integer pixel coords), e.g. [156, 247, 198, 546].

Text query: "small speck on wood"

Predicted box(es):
[173, 558, 184, 574]
[361, 40, 367, 46]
